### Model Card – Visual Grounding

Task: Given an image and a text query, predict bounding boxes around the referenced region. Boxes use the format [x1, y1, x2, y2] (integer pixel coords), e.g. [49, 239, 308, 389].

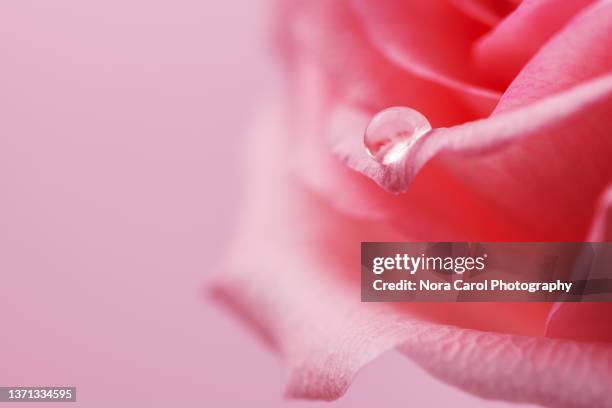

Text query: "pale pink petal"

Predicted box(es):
[209, 101, 415, 399]
[545, 184, 612, 342]
[281, 0, 612, 237]
[348, 0, 501, 106]
[212, 102, 612, 406]
[493, 0, 612, 112]
[398, 326, 612, 407]
[332, 73, 612, 240]
[474, 0, 594, 87]
[288, 59, 411, 220]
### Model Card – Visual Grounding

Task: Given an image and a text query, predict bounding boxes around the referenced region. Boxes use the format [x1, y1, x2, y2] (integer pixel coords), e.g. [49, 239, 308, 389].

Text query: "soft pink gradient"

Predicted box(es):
[0, 1, 526, 407]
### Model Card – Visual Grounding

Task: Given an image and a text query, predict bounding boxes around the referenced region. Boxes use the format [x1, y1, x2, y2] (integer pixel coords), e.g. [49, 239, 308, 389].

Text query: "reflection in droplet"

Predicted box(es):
[364, 107, 432, 165]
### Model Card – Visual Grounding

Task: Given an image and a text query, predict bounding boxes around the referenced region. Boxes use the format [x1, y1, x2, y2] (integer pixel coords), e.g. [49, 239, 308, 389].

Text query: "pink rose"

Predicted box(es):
[212, 0, 612, 406]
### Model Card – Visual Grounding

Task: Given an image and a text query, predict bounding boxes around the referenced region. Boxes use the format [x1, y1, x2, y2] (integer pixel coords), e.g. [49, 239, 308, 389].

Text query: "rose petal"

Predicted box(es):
[290, 62, 521, 237]
[588, 183, 612, 242]
[278, 0, 499, 125]
[288, 59, 411, 220]
[288, 59, 501, 228]
[493, 0, 612, 112]
[348, 0, 501, 103]
[474, 0, 594, 88]
[277, 1, 499, 222]
[448, 0, 517, 27]
[332, 73, 612, 240]
[209, 101, 416, 400]
[286, 1, 612, 239]
[398, 325, 612, 407]
[212, 102, 612, 406]
[544, 183, 612, 342]
[546, 302, 612, 343]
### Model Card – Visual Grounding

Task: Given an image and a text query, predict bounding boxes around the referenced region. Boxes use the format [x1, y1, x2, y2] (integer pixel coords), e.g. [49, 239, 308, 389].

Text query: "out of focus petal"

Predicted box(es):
[545, 184, 612, 342]
[349, 0, 501, 103]
[278, 0, 498, 125]
[449, 0, 517, 27]
[493, 0, 612, 112]
[474, 0, 594, 87]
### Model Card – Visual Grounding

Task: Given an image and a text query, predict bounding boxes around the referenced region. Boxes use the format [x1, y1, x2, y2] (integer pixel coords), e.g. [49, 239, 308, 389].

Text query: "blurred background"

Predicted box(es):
[0, 1, 531, 406]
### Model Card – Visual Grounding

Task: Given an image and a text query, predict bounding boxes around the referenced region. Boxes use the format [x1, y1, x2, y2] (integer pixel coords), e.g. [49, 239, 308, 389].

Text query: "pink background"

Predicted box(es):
[0, 1, 532, 406]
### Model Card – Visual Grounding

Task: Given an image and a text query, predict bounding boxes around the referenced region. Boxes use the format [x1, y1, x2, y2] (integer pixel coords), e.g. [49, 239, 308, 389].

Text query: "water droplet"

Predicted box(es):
[364, 107, 432, 164]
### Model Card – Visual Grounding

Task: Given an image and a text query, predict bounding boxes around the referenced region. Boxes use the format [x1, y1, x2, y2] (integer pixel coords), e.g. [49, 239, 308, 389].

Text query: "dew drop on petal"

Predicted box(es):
[364, 107, 432, 165]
